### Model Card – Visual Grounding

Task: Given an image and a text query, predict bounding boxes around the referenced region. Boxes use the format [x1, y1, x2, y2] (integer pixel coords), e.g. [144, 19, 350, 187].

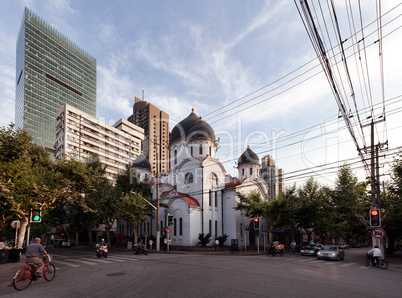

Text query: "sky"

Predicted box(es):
[1, 0, 402, 189]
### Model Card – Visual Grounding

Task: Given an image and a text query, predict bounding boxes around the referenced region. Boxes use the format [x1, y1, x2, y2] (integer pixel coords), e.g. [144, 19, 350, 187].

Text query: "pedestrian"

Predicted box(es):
[149, 239, 153, 250]
[290, 240, 296, 254]
[214, 239, 219, 251]
[164, 237, 168, 251]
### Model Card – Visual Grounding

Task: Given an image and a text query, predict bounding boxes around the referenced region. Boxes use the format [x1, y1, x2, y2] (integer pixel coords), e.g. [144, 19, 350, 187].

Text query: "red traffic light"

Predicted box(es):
[370, 210, 378, 216]
[254, 218, 259, 222]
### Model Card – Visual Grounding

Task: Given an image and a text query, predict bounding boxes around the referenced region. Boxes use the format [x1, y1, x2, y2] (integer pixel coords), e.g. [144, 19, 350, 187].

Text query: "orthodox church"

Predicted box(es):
[132, 109, 270, 247]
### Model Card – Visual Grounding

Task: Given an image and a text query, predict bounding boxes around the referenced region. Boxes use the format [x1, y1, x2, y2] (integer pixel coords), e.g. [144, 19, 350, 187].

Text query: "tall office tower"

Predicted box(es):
[15, 7, 96, 151]
[128, 97, 169, 173]
[260, 155, 284, 199]
[55, 104, 144, 182]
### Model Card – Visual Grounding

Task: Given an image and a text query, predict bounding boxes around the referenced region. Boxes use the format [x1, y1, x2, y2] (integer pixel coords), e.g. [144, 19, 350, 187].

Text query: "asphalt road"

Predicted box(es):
[1, 247, 401, 298]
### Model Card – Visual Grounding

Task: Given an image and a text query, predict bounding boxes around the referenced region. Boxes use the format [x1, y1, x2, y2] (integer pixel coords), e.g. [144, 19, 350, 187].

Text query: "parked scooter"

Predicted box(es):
[96, 244, 108, 258]
[133, 244, 148, 255]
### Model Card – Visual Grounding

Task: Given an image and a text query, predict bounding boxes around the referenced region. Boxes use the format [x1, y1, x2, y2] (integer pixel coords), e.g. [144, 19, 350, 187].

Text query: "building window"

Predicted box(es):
[250, 167, 253, 175]
[190, 146, 193, 156]
[210, 173, 218, 187]
[185, 173, 193, 184]
[174, 149, 177, 165]
[215, 220, 218, 237]
[209, 220, 212, 235]
[209, 190, 212, 206]
[242, 168, 245, 176]
[179, 218, 183, 236]
[209, 146, 211, 156]
[199, 144, 203, 155]
[215, 191, 218, 207]
[174, 218, 177, 236]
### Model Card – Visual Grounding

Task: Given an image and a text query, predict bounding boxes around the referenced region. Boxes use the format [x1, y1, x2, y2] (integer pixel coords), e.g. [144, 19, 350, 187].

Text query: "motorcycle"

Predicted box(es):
[133, 244, 148, 255]
[96, 244, 108, 258]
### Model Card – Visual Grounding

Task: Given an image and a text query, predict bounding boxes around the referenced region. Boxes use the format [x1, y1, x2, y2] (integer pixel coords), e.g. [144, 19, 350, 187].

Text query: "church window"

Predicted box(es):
[209, 190, 212, 206]
[215, 191, 218, 207]
[174, 218, 177, 236]
[209, 220, 212, 235]
[199, 144, 203, 155]
[179, 218, 183, 236]
[191, 146, 193, 156]
[242, 168, 245, 176]
[174, 149, 177, 165]
[215, 220, 218, 237]
[250, 167, 253, 175]
[209, 146, 211, 156]
[209, 173, 218, 187]
[185, 172, 193, 184]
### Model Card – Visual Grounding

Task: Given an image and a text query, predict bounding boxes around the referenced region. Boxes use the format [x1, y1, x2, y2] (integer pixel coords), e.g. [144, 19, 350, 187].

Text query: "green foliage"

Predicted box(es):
[197, 233, 211, 246]
[216, 234, 229, 246]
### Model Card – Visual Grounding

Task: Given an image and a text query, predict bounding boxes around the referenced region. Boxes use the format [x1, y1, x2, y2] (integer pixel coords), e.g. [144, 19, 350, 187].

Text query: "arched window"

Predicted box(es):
[250, 167, 253, 175]
[174, 149, 177, 165]
[185, 172, 193, 184]
[242, 168, 245, 176]
[179, 218, 183, 236]
[209, 173, 218, 187]
[190, 146, 193, 156]
[209, 146, 211, 156]
[199, 144, 203, 155]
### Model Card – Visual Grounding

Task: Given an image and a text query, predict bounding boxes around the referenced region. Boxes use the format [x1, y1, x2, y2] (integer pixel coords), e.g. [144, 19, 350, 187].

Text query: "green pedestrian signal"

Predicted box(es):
[168, 215, 173, 227]
[31, 209, 42, 223]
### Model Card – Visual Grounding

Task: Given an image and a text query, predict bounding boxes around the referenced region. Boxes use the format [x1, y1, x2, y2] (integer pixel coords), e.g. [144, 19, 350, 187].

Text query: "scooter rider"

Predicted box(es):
[99, 239, 107, 246]
[367, 246, 382, 266]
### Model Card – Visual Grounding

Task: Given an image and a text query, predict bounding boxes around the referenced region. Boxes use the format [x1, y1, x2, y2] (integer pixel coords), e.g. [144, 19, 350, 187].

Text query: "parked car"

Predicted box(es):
[300, 244, 320, 256]
[317, 245, 345, 261]
[53, 239, 71, 247]
[340, 243, 350, 249]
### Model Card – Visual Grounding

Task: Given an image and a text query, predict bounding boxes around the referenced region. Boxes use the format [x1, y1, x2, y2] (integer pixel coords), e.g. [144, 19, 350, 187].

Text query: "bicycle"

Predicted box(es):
[364, 253, 388, 270]
[12, 255, 56, 291]
[266, 245, 284, 257]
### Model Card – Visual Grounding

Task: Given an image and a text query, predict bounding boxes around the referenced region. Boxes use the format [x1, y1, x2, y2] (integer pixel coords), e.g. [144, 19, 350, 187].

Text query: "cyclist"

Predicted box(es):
[367, 245, 382, 266]
[25, 237, 49, 278]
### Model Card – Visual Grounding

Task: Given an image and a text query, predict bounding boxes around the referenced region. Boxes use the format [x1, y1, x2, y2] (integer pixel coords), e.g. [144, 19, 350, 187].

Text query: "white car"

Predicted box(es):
[339, 243, 350, 249]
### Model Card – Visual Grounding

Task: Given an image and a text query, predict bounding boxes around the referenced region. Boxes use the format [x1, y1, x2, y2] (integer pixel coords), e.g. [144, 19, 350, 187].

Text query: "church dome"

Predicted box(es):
[132, 155, 151, 170]
[170, 109, 215, 144]
[238, 146, 259, 166]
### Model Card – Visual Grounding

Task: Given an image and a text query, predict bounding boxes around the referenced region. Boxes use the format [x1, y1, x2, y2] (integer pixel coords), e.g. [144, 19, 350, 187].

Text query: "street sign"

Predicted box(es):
[262, 230, 267, 235]
[372, 228, 386, 239]
[11, 220, 20, 229]
[245, 226, 250, 231]
[165, 226, 172, 233]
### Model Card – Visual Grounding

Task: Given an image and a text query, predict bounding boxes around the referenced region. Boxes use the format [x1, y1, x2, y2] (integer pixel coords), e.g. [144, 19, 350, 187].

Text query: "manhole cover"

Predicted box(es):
[107, 272, 125, 277]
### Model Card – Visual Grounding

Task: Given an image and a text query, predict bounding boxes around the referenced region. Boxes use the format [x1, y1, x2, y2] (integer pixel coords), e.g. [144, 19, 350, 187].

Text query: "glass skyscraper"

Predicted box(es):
[15, 7, 96, 150]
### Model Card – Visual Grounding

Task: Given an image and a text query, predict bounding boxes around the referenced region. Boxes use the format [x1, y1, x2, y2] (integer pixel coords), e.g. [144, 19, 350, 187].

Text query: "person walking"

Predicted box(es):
[25, 237, 49, 278]
[290, 240, 296, 254]
[149, 239, 153, 250]
[214, 239, 219, 251]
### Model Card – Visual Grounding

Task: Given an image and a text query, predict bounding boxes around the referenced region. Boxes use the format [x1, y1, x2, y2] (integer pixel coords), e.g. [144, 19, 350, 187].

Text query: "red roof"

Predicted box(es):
[177, 192, 200, 207]
[225, 180, 243, 189]
[162, 189, 173, 195]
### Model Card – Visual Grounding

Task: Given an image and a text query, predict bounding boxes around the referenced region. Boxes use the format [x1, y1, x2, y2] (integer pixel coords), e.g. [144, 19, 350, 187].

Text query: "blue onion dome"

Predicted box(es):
[132, 154, 151, 170]
[238, 145, 259, 165]
[188, 116, 215, 142]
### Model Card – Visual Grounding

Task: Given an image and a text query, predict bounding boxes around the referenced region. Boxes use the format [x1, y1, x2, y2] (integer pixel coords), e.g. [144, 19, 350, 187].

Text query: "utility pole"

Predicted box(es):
[155, 137, 161, 252]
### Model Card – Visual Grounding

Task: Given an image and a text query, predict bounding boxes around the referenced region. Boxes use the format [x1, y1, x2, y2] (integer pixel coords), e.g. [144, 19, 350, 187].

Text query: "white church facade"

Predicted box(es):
[132, 109, 270, 247]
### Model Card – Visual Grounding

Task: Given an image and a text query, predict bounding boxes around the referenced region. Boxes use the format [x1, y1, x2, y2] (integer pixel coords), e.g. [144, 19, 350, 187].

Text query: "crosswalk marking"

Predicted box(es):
[53, 260, 80, 267]
[341, 263, 355, 267]
[94, 259, 112, 263]
[297, 259, 311, 262]
[72, 259, 98, 265]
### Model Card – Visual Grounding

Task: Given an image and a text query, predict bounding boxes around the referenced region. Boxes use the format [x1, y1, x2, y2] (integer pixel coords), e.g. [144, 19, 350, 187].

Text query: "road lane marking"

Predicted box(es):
[53, 260, 80, 267]
[341, 263, 355, 267]
[94, 259, 112, 263]
[297, 259, 311, 262]
[72, 259, 98, 265]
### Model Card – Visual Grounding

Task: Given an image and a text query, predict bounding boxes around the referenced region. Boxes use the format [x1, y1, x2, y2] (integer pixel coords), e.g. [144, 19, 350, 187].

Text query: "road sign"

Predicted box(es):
[244, 226, 250, 231]
[262, 230, 267, 235]
[372, 228, 386, 239]
[11, 220, 20, 229]
[165, 226, 172, 233]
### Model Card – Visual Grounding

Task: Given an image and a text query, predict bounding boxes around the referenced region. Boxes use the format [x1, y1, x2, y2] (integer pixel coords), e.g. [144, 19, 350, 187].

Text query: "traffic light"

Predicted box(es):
[168, 215, 173, 227]
[370, 209, 380, 227]
[254, 218, 259, 230]
[31, 208, 42, 223]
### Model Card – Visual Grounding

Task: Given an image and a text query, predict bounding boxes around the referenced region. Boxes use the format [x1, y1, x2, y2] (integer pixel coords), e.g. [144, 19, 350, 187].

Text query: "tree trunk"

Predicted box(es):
[132, 224, 138, 244]
[16, 216, 29, 248]
[75, 231, 79, 247]
[88, 227, 93, 247]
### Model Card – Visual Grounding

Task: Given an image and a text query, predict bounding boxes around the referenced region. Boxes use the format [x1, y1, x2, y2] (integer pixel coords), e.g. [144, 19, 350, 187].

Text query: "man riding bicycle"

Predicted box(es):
[25, 237, 49, 278]
[367, 246, 382, 266]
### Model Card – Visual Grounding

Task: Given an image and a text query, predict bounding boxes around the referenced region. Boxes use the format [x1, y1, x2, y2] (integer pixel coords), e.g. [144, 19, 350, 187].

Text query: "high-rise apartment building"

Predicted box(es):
[55, 104, 144, 182]
[15, 7, 96, 151]
[260, 155, 285, 199]
[128, 97, 169, 173]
